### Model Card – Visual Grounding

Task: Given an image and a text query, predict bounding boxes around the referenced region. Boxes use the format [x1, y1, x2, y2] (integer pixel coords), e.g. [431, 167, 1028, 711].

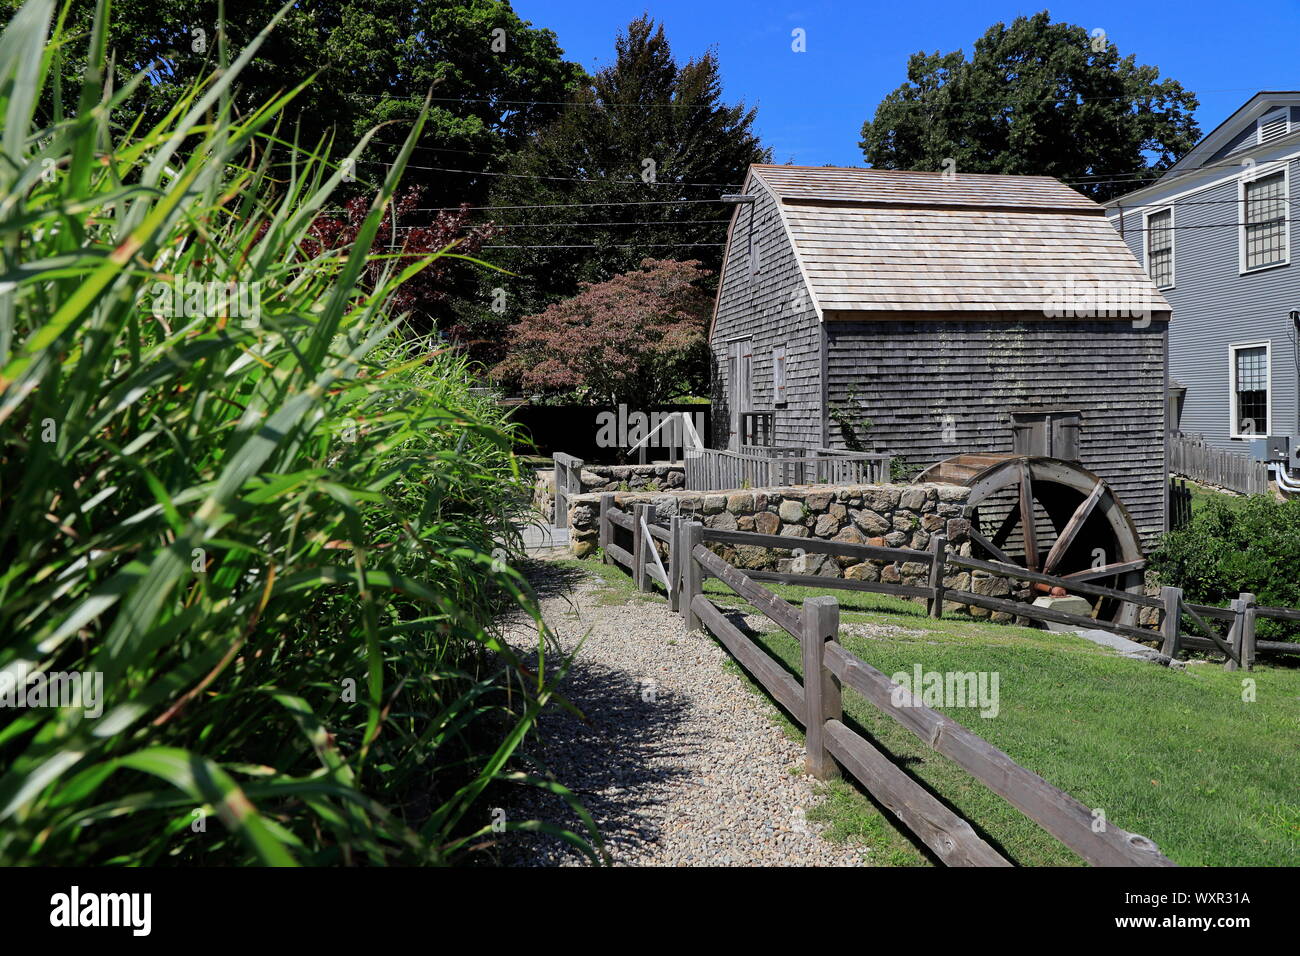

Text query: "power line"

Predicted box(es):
[479, 242, 725, 249]
[356, 157, 740, 187]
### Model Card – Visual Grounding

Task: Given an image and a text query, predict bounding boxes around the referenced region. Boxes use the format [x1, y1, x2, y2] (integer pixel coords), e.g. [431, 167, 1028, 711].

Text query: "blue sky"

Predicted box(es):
[513, 0, 1300, 167]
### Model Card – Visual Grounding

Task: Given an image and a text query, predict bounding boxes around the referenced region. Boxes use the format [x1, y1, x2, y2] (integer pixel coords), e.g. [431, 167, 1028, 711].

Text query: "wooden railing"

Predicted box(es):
[685, 446, 889, 491]
[552, 453, 583, 529]
[596, 495, 1180, 866]
[1169, 432, 1269, 495]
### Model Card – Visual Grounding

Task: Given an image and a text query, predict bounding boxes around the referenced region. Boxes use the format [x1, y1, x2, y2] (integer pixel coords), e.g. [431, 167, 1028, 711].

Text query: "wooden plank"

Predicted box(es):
[645, 521, 671, 543]
[1061, 559, 1147, 582]
[1019, 461, 1039, 571]
[1255, 639, 1300, 655]
[1252, 604, 1300, 623]
[1160, 586, 1182, 658]
[605, 542, 634, 570]
[598, 494, 613, 566]
[668, 515, 682, 613]
[681, 522, 704, 632]
[1180, 602, 1239, 663]
[644, 561, 668, 587]
[1041, 480, 1104, 576]
[967, 527, 1016, 566]
[822, 720, 1012, 867]
[1240, 592, 1257, 671]
[702, 528, 932, 565]
[632, 504, 648, 592]
[745, 570, 932, 600]
[943, 589, 1154, 642]
[801, 597, 841, 780]
[947, 553, 1162, 609]
[927, 534, 947, 619]
[692, 594, 805, 721]
[692, 545, 804, 639]
[606, 507, 635, 531]
[822, 642, 1175, 867]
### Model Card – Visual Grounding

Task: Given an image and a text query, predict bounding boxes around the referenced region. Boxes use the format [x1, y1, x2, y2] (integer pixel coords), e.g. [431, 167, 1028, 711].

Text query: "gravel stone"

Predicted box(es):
[496, 563, 867, 867]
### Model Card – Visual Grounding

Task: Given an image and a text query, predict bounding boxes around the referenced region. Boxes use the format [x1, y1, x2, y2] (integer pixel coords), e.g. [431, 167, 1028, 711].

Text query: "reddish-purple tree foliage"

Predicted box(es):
[303, 188, 495, 335]
[493, 258, 712, 406]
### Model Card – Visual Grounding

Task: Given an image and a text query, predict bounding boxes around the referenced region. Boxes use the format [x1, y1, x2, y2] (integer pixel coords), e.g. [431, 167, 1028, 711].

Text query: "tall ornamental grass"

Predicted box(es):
[0, 0, 597, 865]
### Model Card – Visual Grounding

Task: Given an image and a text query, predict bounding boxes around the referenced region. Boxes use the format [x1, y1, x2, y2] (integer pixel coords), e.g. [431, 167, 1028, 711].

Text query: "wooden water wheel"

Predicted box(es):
[913, 454, 1146, 626]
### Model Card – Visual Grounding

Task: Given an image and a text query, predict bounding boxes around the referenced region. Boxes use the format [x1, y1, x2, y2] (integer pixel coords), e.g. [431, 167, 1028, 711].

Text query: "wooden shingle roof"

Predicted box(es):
[747, 165, 1171, 317]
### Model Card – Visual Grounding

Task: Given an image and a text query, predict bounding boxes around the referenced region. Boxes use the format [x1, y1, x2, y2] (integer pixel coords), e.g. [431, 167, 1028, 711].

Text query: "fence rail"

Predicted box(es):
[685, 447, 889, 491]
[596, 495, 1184, 866]
[1169, 433, 1270, 495]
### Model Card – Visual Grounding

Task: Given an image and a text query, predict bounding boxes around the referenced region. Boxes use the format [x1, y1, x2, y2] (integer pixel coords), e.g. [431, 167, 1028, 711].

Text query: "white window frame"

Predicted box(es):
[1228, 340, 1272, 440]
[1238, 163, 1290, 275]
[1258, 108, 1291, 146]
[1143, 205, 1175, 289]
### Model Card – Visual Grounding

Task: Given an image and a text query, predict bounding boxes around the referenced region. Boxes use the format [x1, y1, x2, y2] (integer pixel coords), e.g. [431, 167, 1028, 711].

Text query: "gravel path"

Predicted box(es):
[497, 561, 866, 867]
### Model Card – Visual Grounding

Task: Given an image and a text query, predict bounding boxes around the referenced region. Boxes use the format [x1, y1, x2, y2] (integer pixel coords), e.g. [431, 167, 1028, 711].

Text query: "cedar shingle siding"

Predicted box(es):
[710, 164, 1172, 549]
[710, 178, 824, 448]
[824, 319, 1169, 547]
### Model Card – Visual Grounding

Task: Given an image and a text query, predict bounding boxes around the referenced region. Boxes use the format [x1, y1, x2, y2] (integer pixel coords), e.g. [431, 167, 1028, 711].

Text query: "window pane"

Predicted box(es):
[1244, 173, 1287, 270]
[1235, 346, 1268, 434]
[1147, 210, 1173, 286]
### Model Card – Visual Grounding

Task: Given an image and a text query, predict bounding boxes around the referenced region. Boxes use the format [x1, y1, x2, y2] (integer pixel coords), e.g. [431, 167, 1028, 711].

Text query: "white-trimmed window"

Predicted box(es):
[1258, 108, 1291, 146]
[1240, 167, 1290, 272]
[1229, 341, 1270, 438]
[1145, 207, 1174, 288]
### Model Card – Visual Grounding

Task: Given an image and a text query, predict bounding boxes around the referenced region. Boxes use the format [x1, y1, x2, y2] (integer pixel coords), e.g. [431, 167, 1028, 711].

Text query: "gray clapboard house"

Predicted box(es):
[1105, 92, 1300, 461]
[709, 164, 1173, 546]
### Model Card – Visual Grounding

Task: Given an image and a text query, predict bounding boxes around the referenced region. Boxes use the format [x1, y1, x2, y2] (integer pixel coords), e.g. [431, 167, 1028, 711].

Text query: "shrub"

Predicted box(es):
[0, 0, 596, 865]
[1148, 495, 1300, 642]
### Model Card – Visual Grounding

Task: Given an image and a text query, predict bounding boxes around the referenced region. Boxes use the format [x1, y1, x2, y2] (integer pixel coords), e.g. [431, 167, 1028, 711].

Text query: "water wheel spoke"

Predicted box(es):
[1018, 462, 1039, 572]
[990, 500, 1021, 549]
[1041, 479, 1105, 576]
[967, 526, 1019, 566]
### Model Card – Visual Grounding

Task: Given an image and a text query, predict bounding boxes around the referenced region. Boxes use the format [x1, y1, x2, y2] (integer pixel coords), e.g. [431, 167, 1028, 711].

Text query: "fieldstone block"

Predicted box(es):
[884, 531, 908, 547]
[737, 515, 755, 532]
[922, 513, 946, 532]
[778, 499, 805, 523]
[881, 564, 902, 584]
[707, 511, 738, 532]
[828, 502, 847, 521]
[814, 513, 841, 537]
[867, 488, 901, 512]
[726, 492, 754, 514]
[780, 523, 809, 538]
[754, 512, 781, 535]
[572, 537, 598, 559]
[853, 509, 890, 535]
[703, 495, 726, 515]
[899, 488, 928, 511]
[806, 492, 833, 511]
[845, 561, 881, 582]
[946, 518, 970, 543]
[936, 484, 968, 502]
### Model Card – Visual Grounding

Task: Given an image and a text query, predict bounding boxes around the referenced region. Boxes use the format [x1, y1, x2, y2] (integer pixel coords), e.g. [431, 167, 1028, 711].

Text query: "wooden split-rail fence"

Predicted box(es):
[597, 495, 1178, 866]
[595, 495, 1300, 865]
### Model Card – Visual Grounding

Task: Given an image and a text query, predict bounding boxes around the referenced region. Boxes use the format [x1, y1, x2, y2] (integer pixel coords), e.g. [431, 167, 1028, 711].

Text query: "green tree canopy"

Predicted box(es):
[25, 0, 586, 209]
[461, 14, 769, 348]
[859, 12, 1200, 200]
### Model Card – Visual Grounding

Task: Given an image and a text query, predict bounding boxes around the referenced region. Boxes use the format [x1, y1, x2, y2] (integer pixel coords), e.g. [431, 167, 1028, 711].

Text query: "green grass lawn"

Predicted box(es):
[1186, 479, 1253, 514]
[550, 556, 1300, 867]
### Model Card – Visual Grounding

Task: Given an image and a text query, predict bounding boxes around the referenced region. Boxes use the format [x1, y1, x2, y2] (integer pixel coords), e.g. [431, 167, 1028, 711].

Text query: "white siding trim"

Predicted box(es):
[1227, 340, 1273, 440]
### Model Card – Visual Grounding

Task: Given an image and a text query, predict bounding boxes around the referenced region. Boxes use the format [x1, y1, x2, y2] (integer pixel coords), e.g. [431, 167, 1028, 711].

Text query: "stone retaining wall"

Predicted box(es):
[566, 483, 1026, 622]
[533, 463, 686, 524]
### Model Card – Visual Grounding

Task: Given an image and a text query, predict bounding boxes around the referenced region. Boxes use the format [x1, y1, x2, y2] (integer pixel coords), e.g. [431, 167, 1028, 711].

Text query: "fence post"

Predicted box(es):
[599, 493, 614, 565]
[927, 534, 948, 619]
[801, 596, 842, 781]
[1239, 592, 1257, 671]
[1226, 596, 1247, 671]
[668, 515, 682, 613]
[1160, 585, 1183, 658]
[681, 521, 703, 631]
[632, 503, 648, 591]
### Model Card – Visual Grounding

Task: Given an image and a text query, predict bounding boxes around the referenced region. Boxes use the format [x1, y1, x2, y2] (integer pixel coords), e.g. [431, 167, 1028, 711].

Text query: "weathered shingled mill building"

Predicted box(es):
[709, 165, 1173, 574]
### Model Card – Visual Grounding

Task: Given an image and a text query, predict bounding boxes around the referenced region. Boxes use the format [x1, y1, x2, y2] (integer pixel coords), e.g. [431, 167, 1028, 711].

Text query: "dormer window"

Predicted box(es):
[1258, 109, 1291, 146]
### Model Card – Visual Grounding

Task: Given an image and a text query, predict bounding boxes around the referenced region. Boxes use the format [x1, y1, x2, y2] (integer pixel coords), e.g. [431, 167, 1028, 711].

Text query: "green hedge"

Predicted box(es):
[1149, 494, 1300, 643]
